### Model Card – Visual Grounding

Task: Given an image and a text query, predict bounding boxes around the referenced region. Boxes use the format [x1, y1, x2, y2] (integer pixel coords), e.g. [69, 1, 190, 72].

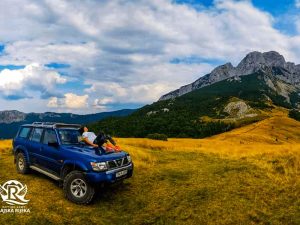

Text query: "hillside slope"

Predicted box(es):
[1, 114, 299, 225]
[90, 71, 300, 138]
[121, 110, 300, 157]
[212, 111, 300, 144]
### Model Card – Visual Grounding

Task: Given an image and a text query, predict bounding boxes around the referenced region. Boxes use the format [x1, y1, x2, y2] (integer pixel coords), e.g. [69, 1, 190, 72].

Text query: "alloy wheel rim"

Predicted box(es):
[70, 178, 87, 198]
[18, 157, 24, 170]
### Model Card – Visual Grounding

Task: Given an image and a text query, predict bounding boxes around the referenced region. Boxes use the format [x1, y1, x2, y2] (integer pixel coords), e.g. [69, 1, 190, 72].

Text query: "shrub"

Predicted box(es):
[146, 133, 168, 141]
[289, 109, 300, 121]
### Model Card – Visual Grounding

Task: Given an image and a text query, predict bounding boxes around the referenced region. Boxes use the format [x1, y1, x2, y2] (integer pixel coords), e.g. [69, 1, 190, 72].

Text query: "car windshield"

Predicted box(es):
[57, 129, 81, 145]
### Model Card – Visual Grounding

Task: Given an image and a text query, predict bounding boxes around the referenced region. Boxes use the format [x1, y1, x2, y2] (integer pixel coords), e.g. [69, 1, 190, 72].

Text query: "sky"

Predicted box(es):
[1, 0, 300, 114]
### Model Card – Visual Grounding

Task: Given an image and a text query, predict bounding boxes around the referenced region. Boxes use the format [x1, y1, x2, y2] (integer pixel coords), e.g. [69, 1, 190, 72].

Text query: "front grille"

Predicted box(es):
[107, 157, 129, 169]
[116, 159, 122, 166]
[107, 161, 117, 169]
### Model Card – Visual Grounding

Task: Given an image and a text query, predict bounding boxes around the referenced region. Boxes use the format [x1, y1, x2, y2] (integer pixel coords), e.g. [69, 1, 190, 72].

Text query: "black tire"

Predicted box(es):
[16, 152, 30, 174]
[63, 171, 95, 204]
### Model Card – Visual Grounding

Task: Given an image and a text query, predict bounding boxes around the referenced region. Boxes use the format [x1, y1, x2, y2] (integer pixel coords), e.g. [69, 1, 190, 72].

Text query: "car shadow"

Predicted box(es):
[93, 180, 132, 203]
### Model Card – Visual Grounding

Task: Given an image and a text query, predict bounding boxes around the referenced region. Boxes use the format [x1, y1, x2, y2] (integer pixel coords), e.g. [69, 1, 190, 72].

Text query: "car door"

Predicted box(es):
[40, 129, 63, 173]
[28, 128, 44, 165]
[29, 128, 44, 164]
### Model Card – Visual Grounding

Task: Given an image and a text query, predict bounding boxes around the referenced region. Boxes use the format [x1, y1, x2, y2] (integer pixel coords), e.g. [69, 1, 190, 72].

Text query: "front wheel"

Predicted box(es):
[63, 171, 95, 204]
[16, 152, 30, 174]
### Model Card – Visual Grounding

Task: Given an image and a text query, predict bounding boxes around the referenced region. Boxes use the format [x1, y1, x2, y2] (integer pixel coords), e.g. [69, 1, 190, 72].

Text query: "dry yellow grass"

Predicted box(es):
[0, 112, 299, 224]
[0, 139, 12, 152]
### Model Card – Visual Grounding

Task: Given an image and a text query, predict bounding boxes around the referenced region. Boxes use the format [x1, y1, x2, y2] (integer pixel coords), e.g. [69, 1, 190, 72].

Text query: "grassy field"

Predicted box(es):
[0, 111, 299, 224]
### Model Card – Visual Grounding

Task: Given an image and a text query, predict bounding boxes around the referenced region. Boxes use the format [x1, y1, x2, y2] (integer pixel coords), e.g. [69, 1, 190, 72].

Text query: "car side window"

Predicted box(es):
[31, 128, 44, 142]
[43, 129, 57, 144]
[18, 127, 31, 138]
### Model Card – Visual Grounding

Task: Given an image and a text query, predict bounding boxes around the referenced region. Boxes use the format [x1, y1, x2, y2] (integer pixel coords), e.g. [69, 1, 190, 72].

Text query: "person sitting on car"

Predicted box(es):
[79, 126, 98, 147]
[79, 126, 121, 153]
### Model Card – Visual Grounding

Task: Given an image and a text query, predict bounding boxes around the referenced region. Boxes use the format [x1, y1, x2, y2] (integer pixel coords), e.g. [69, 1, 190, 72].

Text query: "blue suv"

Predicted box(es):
[13, 122, 133, 204]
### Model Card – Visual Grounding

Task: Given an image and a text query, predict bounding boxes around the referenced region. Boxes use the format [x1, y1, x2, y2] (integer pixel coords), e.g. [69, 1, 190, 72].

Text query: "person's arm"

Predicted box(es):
[82, 137, 98, 147]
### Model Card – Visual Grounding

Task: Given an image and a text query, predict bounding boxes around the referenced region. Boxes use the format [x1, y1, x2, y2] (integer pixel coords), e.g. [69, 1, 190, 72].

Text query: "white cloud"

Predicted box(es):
[85, 62, 213, 105]
[1, 0, 298, 65]
[47, 97, 59, 108]
[0, 63, 66, 99]
[92, 97, 114, 110]
[93, 97, 114, 105]
[47, 93, 88, 109]
[296, 0, 300, 8]
[64, 93, 88, 109]
[87, 81, 173, 105]
[1, 0, 300, 112]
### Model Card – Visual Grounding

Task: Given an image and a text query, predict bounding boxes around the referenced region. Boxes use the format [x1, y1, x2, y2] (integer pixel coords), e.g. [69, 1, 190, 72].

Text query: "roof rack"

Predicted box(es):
[32, 122, 55, 125]
[31, 122, 81, 129]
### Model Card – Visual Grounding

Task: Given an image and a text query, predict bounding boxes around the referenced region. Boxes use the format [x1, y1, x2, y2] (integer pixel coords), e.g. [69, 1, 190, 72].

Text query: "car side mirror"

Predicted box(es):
[48, 141, 59, 148]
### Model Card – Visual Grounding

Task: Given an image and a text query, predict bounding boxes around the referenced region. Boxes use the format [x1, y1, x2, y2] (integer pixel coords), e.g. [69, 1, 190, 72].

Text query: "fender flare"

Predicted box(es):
[14, 145, 30, 163]
[60, 160, 89, 177]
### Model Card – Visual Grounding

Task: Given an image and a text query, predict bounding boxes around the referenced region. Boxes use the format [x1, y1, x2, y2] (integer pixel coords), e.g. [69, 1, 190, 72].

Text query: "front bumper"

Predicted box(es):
[85, 163, 134, 183]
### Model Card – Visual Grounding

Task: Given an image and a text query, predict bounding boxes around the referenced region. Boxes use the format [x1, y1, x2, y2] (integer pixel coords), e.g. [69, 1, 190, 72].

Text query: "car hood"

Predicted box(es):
[61, 145, 128, 161]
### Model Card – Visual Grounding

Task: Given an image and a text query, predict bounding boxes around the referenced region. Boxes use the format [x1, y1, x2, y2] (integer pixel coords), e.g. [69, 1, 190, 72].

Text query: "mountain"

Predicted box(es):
[160, 51, 300, 100]
[89, 51, 300, 138]
[0, 109, 135, 139]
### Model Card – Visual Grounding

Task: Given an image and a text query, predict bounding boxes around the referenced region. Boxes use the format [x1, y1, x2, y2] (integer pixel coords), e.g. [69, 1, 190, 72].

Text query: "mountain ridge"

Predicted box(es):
[89, 67, 300, 138]
[160, 51, 300, 101]
[0, 109, 136, 139]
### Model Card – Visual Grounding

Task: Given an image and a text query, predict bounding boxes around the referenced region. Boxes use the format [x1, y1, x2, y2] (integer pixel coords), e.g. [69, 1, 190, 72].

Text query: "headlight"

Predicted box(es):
[90, 162, 107, 171]
[127, 155, 132, 163]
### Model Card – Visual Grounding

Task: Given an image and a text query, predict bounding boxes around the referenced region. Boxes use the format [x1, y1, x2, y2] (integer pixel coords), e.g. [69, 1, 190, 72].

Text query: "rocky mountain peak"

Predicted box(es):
[262, 51, 286, 67]
[236, 51, 286, 75]
[239, 51, 285, 66]
[159, 50, 300, 101]
[239, 51, 265, 65]
[209, 62, 235, 83]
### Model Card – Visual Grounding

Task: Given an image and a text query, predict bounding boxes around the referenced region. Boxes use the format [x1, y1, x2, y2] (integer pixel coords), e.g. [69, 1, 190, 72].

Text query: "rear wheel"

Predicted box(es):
[63, 171, 95, 204]
[16, 152, 30, 174]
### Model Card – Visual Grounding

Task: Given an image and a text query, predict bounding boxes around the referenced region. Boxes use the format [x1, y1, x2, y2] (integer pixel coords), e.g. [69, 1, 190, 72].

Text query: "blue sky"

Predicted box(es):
[175, 0, 300, 34]
[0, 44, 4, 53]
[0, 0, 300, 114]
[176, 0, 296, 14]
[0, 65, 25, 71]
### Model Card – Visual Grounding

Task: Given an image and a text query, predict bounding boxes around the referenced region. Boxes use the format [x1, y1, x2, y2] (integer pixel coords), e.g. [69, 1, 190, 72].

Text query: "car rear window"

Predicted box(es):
[31, 128, 44, 142]
[18, 127, 31, 138]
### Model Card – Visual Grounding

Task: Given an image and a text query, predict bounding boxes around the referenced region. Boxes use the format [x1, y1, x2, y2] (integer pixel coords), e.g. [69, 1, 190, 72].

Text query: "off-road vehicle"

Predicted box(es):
[12, 122, 133, 204]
